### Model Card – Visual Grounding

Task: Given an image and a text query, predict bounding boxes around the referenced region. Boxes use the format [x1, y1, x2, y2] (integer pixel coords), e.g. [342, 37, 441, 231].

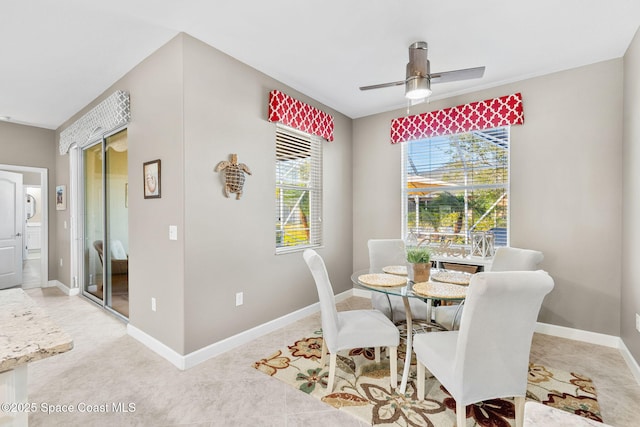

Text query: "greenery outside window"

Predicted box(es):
[275, 125, 322, 253]
[402, 126, 509, 248]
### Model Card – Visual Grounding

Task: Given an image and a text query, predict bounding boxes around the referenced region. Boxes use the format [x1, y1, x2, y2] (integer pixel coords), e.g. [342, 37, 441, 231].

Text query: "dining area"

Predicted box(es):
[299, 240, 610, 427]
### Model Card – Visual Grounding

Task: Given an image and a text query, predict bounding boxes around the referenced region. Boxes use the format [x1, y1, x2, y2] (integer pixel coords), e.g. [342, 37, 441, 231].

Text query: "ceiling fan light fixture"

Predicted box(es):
[405, 76, 431, 100]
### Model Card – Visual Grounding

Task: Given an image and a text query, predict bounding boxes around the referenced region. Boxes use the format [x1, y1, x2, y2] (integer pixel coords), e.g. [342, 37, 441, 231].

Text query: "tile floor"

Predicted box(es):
[21, 256, 41, 288]
[22, 288, 640, 426]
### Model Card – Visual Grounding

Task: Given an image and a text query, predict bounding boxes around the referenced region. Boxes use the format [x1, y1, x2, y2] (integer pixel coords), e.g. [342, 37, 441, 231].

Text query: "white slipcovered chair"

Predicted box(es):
[368, 239, 430, 322]
[303, 249, 400, 392]
[489, 246, 545, 272]
[414, 270, 554, 427]
[434, 246, 544, 330]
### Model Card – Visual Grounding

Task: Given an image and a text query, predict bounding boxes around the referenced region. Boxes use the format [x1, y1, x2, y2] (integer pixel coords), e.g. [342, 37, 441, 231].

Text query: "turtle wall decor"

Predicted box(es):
[215, 153, 252, 199]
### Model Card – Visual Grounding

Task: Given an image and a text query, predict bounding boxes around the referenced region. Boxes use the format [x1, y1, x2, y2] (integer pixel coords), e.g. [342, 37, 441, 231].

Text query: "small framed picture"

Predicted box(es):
[143, 159, 161, 199]
[56, 185, 66, 210]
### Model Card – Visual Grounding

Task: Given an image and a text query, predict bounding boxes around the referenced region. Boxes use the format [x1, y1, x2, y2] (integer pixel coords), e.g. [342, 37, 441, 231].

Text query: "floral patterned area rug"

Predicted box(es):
[253, 330, 602, 426]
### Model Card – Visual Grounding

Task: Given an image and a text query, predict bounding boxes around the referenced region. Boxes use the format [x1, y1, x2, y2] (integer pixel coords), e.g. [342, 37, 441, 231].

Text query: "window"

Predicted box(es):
[402, 126, 509, 248]
[275, 125, 322, 253]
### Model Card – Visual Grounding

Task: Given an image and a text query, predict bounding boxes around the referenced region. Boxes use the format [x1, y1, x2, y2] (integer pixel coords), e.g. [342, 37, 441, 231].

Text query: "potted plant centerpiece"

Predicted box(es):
[406, 245, 432, 283]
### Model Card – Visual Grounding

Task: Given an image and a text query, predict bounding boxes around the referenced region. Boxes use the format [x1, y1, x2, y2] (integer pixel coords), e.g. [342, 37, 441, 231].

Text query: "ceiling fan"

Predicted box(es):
[359, 41, 485, 100]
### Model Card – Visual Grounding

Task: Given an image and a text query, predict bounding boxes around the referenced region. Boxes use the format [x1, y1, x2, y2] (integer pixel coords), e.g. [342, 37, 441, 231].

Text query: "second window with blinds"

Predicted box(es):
[402, 126, 510, 247]
[275, 125, 322, 253]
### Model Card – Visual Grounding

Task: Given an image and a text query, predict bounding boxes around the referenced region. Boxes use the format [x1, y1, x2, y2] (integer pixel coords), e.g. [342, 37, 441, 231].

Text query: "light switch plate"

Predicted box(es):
[169, 225, 177, 240]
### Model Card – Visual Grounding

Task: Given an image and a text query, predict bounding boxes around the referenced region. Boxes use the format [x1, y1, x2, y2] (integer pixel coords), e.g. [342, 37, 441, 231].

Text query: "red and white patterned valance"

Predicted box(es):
[268, 90, 334, 142]
[390, 93, 524, 144]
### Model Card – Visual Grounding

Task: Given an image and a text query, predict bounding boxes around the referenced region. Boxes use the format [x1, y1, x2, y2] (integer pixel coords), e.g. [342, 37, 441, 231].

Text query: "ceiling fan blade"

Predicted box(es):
[430, 66, 485, 84]
[359, 80, 405, 91]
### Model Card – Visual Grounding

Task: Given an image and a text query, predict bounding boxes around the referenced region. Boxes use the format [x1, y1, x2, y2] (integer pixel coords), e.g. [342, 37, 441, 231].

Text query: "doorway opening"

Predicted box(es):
[0, 164, 48, 290]
[23, 185, 43, 286]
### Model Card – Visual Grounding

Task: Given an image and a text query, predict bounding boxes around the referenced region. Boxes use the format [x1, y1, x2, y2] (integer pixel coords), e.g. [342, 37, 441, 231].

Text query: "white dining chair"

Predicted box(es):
[368, 239, 430, 322]
[434, 246, 544, 330]
[414, 270, 554, 427]
[303, 249, 400, 392]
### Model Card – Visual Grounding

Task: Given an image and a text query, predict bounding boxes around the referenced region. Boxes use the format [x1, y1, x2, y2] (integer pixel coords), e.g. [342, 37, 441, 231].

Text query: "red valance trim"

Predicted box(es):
[390, 93, 524, 144]
[268, 90, 334, 141]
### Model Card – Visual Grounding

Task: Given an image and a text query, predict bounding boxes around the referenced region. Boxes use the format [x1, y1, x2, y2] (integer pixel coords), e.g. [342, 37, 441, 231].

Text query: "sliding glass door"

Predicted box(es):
[81, 129, 128, 318]
[105, 130, 129, 317]
[83, 143, 104, 302]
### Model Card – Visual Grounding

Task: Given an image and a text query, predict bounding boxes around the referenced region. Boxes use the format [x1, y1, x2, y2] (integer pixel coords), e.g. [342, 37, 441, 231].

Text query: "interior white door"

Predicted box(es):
[0, 170, 24, 289]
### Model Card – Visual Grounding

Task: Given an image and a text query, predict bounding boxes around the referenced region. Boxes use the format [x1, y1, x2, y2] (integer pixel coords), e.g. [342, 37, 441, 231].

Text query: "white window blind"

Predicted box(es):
[275, 125, 322, 253]
[402, 126, 509, 247]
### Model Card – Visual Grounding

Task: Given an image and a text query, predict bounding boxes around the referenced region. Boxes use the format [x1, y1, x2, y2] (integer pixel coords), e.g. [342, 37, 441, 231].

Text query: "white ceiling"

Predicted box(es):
[1, 0, 639, 130]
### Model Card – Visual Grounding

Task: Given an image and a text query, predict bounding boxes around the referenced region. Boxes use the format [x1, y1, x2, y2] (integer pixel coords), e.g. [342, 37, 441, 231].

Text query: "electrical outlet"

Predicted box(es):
[235, 292, 243, 306]
[636, 313, 640, 333]
[151, 297, 157, 312]
[59, 258, 63, 267]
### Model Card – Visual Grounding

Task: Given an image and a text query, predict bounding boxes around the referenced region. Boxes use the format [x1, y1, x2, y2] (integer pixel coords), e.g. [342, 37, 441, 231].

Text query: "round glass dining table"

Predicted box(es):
[351, 268, 468, 395]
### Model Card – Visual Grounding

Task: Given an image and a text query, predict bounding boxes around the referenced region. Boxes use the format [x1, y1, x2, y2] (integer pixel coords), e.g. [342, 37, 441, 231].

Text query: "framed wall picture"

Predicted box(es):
[55, 185, 66, 210]
[143, 159, 161, 199]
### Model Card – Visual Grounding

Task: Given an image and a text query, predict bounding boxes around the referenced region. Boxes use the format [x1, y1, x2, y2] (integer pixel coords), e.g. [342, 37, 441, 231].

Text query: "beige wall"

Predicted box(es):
[622, 27, 640, 361]
[53, 148, 70, 287]
[55, 33, 353, 355]
[22, 172, 41, 186]
[181, 35, 353, 353]
[353, 59, 624, 336]
[0, 121, 56, 278]
[0, 121, 55, 167]
[56, 34, 187, 352]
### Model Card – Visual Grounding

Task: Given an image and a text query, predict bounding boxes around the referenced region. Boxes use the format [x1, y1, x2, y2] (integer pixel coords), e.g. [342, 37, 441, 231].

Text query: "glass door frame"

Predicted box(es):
[76, 125, 128, 321]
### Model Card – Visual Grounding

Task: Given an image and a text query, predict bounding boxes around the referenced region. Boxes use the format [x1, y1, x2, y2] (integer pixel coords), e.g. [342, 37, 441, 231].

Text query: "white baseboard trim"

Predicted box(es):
[48, 280, 80, 296]
[181, 299, 322, 370]
[43, 280, 57, 288]
[128, 288, 353, 371]
[353, 288, 371, 298]
[126, 288, 640, 385]
[127, 324, 186, 370]
[534, 322, 621, 348]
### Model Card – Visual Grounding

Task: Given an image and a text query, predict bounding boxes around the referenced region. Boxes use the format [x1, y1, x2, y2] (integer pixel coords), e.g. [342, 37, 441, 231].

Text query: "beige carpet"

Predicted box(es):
[254, 329, 602, 426]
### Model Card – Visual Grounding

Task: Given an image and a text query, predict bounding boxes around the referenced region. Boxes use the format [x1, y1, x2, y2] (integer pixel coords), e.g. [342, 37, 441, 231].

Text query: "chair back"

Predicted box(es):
[453, 270, 554, 405]
[93, 240, 104, 265]
[368, 239, 406, 270]
[490, 247, 543, 272]
[303, 249, 339, 351]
